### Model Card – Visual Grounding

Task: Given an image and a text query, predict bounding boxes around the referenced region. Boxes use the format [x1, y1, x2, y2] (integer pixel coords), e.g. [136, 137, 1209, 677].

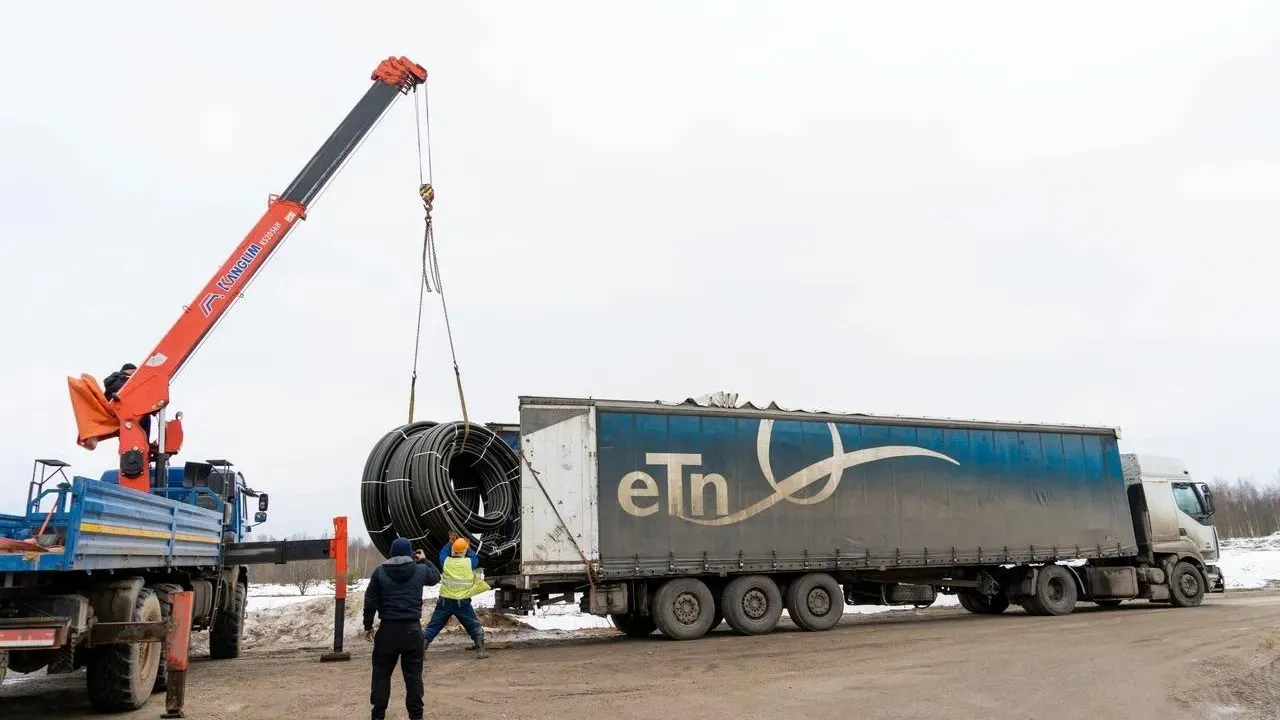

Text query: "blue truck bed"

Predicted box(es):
[0, 475, 223, 573]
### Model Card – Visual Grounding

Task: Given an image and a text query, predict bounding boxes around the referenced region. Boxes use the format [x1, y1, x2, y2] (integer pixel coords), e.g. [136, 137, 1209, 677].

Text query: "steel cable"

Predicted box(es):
[361, 420, 520, 570]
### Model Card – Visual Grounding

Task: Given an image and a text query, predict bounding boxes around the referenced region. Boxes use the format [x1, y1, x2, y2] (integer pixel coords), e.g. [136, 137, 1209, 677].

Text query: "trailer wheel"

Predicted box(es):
[957, 590, 1010, 615]
[86, 587, 164, 713]
[1023, 565, 1077, 616]
[784, 573, 844, 631]
[209, 582, 246, 659]
[610, 613, 657, 638]
[652, 579, 717, 641]
[721, 575, 784, 635]
[151, 583, 185, 692]
[1168, 561, 1206, 608]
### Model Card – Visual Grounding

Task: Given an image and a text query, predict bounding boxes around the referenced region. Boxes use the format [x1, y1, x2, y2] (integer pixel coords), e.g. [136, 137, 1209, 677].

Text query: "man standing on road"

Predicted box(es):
[363, 537, 440, 720]
[423, 537, 489, 659]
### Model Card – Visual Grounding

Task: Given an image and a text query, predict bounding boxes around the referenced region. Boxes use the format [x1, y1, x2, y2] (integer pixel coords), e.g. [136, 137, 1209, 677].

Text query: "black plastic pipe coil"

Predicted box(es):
[361, 420, 521, 571]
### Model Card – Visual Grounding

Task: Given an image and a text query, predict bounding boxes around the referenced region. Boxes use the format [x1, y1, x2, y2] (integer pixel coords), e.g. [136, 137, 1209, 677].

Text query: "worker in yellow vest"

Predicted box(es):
[423, 536, 489, 659]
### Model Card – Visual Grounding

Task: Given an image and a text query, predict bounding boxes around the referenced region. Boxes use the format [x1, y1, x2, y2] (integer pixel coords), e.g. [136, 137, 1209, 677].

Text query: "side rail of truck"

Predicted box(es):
[493, 396, 1225, 641]
[0, 458, 350, 713]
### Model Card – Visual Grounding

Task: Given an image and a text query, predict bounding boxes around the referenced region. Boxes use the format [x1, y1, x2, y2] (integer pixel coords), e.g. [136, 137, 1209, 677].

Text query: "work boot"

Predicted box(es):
[474, 630, 489, 660]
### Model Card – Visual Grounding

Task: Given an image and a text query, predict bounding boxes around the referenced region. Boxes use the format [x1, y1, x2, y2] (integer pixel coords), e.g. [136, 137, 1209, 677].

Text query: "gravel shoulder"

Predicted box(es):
[5, 591, 1280, 720]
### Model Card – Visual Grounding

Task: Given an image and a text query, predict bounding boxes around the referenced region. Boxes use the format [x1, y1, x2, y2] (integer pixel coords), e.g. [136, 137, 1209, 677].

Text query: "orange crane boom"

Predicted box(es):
[67, 56, 428, 493]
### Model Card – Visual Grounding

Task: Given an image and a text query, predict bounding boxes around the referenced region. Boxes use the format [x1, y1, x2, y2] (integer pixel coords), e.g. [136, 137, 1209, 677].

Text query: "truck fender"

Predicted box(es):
[1062, 565, 1087, 599]
[1171, 553, 1210, 587]
[87, 577, 146, 624]
[1006, 566, 1038, 598]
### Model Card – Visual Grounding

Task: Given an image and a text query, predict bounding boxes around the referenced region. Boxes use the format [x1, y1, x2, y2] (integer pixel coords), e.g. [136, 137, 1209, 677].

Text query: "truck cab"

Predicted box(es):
[1122, 453, 1225, 594]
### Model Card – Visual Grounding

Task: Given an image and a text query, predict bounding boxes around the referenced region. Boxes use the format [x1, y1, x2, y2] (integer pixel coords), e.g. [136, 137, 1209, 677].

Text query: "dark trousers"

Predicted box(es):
[370, 620, 424, 720]
[423, 597, 483, 643]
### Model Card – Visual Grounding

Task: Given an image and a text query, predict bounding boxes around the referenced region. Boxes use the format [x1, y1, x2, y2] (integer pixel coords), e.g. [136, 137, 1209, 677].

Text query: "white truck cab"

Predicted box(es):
[1121, 454, 1225, 594]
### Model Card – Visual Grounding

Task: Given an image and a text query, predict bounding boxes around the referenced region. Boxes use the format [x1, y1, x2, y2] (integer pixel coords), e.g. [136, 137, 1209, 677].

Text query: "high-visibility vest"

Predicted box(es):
[440, 555, 476, 600]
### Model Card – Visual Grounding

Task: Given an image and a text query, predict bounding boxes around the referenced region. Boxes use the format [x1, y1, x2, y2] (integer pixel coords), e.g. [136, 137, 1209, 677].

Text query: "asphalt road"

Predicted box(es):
[4, 591, 1279, 720]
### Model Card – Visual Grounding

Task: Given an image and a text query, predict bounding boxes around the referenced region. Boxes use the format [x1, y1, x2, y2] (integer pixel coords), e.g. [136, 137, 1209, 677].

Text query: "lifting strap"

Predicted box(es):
[406, 85, 470, 436]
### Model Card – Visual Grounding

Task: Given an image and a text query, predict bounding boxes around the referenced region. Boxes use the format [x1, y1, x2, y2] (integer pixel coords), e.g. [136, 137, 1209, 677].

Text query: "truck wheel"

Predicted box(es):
[209, 582, 246, 659]
[721, 575, 784, 635]
[1024, 565, 1077, 616]
[653, 579, 716, 641]
[151, 583, 185, 692]
[85, 587, 164, 713]
[610, 613, 657, 638]
[958, 590, 1010, 615]
[1168, 561, 1206, 608]
[785, 573, 844, 631]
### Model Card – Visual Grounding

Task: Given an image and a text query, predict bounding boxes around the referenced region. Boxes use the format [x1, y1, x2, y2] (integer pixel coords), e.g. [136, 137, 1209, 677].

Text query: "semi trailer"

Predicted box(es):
[492, 395, 1224, 640]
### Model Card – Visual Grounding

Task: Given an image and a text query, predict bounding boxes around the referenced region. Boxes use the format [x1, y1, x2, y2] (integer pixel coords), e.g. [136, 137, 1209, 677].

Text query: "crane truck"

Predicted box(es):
[490, 395, 1225, 640]
[0, 55, 428, 711]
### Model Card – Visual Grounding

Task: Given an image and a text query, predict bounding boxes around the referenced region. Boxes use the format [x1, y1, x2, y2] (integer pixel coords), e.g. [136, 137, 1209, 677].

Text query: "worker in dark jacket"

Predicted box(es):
[363, 537, 440, 720]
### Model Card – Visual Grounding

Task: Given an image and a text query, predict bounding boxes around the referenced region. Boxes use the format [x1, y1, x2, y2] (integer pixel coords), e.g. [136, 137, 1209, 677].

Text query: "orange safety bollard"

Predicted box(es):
[320, 516, 351, 662]
[160, 590, 194, 718]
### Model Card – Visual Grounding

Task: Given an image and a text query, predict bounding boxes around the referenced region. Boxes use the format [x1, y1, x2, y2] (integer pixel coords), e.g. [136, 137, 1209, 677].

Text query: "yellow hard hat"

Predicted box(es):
[451, 537, 470, 555]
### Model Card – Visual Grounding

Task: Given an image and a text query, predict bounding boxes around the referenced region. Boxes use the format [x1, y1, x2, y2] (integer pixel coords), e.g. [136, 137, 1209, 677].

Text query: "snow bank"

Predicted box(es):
[1218, 533, 1280, 590]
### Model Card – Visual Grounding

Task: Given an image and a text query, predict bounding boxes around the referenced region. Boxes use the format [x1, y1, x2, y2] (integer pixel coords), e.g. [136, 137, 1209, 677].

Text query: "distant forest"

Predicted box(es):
[247, 476, 1280, 595]
[1206, 476, 1280, 539]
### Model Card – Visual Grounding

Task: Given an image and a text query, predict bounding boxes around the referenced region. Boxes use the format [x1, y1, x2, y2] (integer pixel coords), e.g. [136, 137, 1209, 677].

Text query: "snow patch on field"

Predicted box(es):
[1218, 533, 1280, 590]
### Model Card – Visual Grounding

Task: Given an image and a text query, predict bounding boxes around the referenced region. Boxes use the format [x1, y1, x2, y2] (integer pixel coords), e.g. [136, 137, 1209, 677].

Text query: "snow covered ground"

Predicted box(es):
[1217, 532, 1280, 590]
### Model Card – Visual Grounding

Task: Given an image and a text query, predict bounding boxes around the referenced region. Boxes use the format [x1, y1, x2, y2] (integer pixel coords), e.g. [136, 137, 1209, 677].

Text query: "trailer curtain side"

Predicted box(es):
[517, 398, 1137, 581]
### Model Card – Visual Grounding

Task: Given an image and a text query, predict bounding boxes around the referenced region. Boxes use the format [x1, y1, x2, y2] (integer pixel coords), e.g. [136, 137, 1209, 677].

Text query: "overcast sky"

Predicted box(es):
[1, 2, 1277, 538]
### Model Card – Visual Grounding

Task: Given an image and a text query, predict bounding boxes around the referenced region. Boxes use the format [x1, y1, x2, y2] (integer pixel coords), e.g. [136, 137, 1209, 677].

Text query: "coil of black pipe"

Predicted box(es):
[361, 420, 521, 571]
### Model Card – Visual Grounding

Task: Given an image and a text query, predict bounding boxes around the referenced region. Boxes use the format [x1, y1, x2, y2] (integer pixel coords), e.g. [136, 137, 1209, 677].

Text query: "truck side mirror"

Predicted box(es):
[254, 511, 268, 524]
[1197, 483, 1215, 515]
[258, 494, 269, 512]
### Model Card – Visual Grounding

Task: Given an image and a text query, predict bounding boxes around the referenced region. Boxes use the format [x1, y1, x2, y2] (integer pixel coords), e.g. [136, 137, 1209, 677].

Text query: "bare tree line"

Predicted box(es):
[1208, 476, 1280, 539]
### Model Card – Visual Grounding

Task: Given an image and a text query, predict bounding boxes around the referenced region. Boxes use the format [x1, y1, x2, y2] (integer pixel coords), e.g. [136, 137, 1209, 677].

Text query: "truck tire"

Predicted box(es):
[85, 587, 164, 713]
[151, 583, 185, 692]
[721, 575, 784, 635]
[1022, 565, 1077, 616]
[784, 573, 844, 631]
[652, 579, 717, 641]
[209, 582, 246, 659]
[1168, 561, 1206, 608]
[610, 613, 657, 638]
[958, 589, 1010, 615]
